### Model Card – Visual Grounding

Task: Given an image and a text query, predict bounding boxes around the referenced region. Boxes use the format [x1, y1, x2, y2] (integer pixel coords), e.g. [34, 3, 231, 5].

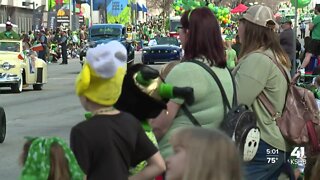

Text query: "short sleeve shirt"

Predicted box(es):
[158, 61, 234, 159]
[70, 112, 158, 180]
[312, 15, 320, 40]
[226, 48, 237, 69]
[233, 49, 291, 151]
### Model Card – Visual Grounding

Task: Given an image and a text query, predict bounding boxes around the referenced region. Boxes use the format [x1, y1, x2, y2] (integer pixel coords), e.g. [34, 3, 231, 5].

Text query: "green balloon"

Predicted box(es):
[200, 1, 207, 7]
[208, 4, 214, 11]
[213, 6, 219, 13]
[224, 8, 229, 14]
[290, 0, 311, 8]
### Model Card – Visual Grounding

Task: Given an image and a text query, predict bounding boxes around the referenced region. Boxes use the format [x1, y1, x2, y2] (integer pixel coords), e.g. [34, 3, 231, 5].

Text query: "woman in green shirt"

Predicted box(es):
[150, 7, 234, 160]
[233, 5, 293, 180]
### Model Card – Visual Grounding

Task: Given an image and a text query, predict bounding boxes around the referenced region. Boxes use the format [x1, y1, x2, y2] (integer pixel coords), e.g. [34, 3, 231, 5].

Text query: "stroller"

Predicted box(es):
[0, 106, 6, 143]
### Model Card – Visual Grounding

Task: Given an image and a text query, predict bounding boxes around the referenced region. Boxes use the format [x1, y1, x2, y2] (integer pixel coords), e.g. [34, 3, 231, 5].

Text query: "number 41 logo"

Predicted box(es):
[291, 147, 306, 158]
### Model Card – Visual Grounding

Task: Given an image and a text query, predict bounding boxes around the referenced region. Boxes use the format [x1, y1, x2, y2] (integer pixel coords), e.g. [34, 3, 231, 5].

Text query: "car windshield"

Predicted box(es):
[90, 27, 121, 41]
[0, 42, 20, 52]
[155, 37, 179, 46]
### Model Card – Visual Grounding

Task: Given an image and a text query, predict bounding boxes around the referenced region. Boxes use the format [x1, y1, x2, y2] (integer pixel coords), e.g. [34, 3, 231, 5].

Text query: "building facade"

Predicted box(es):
[0, 0, 47, 33]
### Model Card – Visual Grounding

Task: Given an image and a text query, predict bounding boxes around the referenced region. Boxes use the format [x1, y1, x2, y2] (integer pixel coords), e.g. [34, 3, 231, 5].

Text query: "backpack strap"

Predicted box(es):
[181, 105, 201, 126]
[181, 60, 236, 126]
[256, 51, 290, 119]
[189, 60, 232, 110]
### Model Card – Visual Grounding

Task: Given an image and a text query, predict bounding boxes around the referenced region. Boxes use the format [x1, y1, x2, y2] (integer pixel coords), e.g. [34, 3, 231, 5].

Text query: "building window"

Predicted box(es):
[112, 2, 120, 11]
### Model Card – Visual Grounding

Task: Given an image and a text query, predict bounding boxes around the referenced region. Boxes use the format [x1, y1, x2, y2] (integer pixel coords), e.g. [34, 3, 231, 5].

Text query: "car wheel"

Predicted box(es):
[0, 107, 6, 143]
[11, 77, 23, 93]
[33, 84, 43, 90]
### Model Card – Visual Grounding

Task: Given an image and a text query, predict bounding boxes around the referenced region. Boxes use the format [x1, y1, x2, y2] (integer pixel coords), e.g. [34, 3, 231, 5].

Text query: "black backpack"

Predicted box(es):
[182, 60, 260, 161]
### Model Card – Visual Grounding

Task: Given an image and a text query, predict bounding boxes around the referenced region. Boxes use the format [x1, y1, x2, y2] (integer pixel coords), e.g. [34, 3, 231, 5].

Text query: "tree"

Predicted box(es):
[107, 7, 131, 25]
[146, 0, 174, 23]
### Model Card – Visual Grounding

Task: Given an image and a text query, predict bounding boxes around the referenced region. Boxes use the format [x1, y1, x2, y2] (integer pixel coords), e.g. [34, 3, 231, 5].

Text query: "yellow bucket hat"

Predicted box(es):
[75, 41, 127, 106]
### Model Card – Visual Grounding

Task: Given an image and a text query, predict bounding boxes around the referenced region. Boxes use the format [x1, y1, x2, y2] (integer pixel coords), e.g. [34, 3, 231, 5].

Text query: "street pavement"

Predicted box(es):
[0, 51, 164, 179]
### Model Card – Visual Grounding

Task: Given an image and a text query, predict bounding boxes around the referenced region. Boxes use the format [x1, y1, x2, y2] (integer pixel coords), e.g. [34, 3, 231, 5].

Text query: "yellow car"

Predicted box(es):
[0, 40, 47, 93]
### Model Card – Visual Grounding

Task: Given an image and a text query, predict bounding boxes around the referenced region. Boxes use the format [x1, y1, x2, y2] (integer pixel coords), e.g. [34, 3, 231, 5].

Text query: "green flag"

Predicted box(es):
[48, 0, 56, 10]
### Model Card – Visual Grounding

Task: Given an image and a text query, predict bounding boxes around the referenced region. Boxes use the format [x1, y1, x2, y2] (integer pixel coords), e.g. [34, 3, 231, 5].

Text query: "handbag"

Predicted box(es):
[182, 60, 260, 161]
[257, 52, 320, 156]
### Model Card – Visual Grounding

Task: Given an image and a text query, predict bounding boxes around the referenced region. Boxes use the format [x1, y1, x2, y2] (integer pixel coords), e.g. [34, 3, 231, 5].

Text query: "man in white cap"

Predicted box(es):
[0, 21, 20, 40]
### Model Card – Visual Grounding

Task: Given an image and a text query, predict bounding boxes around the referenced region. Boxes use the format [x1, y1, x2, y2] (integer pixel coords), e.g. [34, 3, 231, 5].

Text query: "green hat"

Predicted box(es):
[20, 137, 84, 180]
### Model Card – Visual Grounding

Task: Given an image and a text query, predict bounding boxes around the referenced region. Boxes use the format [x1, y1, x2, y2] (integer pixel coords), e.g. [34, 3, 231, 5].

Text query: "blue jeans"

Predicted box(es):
[244, 140, 294, 180]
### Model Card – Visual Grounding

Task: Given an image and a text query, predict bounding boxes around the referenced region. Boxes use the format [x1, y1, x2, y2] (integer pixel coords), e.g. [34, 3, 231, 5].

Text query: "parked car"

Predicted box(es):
[0, 40, 48, 93]
[142, 37, 182, 64]
[0, 106, 6, 143]
[80, 24, 135, 67]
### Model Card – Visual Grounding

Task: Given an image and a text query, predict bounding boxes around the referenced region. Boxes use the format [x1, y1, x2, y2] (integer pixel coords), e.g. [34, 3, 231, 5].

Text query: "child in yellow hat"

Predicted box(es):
[71, 41, 165, 179]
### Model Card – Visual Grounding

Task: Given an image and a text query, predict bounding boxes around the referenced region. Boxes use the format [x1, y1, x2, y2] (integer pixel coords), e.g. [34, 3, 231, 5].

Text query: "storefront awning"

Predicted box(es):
[142, 4, 148, 13]
[137, 3, 142, 11]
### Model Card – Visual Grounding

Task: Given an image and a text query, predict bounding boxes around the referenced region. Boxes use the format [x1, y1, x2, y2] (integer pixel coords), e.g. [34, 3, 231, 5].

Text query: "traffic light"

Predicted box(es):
[127, 26, 132, 33]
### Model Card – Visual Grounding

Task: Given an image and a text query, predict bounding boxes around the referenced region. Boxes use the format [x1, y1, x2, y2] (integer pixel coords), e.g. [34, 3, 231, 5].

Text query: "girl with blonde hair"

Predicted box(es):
[166, 127, 242, 180]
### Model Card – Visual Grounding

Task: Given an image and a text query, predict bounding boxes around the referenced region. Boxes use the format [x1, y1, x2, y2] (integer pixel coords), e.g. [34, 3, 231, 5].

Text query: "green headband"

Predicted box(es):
[20, 137, 84, 180]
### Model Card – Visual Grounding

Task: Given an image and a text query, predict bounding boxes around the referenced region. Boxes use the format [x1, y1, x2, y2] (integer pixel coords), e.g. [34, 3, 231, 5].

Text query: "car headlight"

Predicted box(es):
[2, 62, 15, 70]
[173, 50, 178, 53]
[143, 50, 148, 54]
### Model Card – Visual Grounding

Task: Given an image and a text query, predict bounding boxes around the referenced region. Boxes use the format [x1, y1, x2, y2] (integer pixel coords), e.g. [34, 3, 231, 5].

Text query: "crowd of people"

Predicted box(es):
[0, 21, 88, 65]
[1, 3, 320, 180]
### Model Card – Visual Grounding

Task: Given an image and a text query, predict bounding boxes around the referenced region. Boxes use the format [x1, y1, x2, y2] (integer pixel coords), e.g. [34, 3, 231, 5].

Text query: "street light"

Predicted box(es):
[22, 1, 36, 31]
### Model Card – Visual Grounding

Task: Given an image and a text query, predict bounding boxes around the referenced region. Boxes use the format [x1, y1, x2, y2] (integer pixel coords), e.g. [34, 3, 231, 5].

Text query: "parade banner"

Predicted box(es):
[57, 15, 70, 24]
[47, 11, 57, 30]
[33, 12, 43, 31]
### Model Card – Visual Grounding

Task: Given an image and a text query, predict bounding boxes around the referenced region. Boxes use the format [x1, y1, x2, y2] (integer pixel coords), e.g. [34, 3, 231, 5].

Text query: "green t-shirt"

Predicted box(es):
[312, 15, 320, 40]
[158, 61, 234, 159]
[233, 49, 292, 152]
[0, 30, 20, 40]
[226, 48, 237, 69]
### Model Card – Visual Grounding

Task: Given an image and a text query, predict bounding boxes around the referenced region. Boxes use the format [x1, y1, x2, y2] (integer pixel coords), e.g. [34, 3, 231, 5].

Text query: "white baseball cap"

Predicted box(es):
[6, 21, 12, 26]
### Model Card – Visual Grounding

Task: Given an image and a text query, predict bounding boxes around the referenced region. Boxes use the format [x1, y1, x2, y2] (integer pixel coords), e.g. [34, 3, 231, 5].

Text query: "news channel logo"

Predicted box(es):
[265, 147, 306, 167]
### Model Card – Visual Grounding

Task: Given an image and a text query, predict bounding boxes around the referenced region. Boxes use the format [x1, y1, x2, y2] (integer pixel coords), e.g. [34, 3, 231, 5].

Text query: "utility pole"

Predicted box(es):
[105, 0, 108, 23]
[292, 0, 298, 76]
[90, 0, 93, 26]
[69, 0, 72, 30]
[72, 0, 76, 30]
